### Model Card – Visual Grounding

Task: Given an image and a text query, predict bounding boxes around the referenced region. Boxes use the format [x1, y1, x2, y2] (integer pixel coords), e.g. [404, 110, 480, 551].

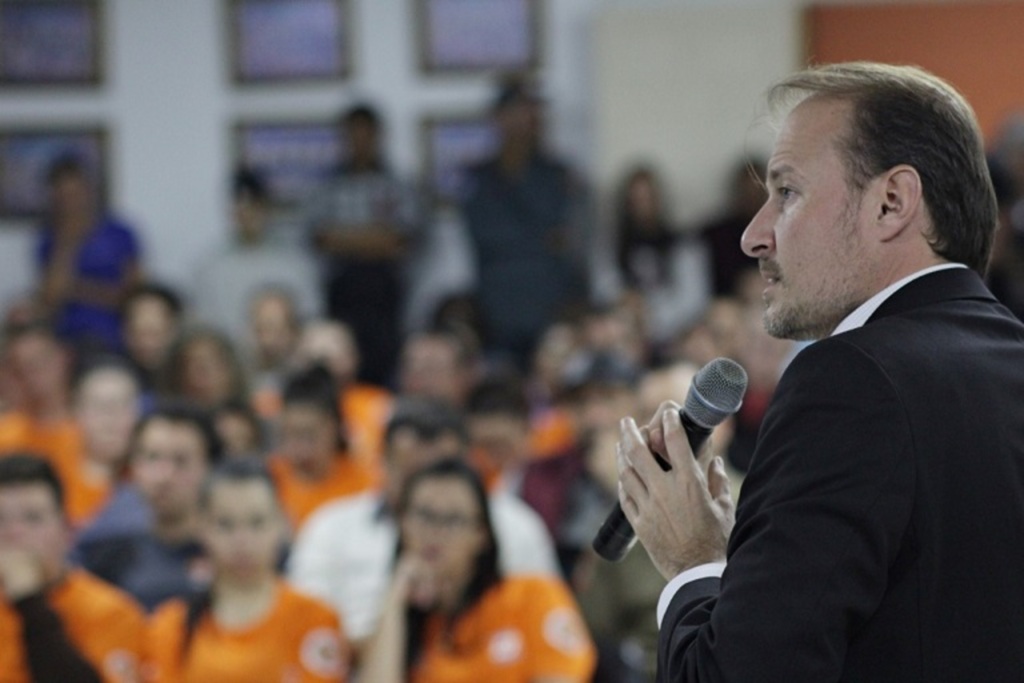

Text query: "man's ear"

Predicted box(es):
[873, 165, 924, 242]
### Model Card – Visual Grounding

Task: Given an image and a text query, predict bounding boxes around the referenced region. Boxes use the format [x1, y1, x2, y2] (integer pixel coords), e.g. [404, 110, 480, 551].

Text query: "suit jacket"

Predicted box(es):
[658, 268, 1024, 682]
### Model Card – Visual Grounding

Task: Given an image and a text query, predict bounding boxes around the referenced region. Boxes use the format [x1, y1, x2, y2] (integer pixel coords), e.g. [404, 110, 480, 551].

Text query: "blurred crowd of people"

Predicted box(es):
[4, 72, 1024, 683]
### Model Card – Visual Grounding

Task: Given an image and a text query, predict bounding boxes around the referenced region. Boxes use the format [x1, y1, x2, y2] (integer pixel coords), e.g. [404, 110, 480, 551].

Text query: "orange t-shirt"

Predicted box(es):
[0, 416, 114, 529]
[340, 384, 392, 467]
[0, 412, 80, 467]
[412, 575, 596, 683]
[59, 464, 113, 530]
[144, 581, 348, 683]
[0, 569, 146, 683]
[528, 407, 577, 461]
[252, 385, 392, 469]
[268, 454, 378, 532]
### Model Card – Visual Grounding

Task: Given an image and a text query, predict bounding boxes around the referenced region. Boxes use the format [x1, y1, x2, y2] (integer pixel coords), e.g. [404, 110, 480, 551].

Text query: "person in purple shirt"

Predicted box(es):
[36, 155, 143, 352]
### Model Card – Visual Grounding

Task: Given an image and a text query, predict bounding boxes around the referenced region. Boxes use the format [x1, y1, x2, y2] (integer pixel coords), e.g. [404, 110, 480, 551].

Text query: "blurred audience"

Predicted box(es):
[120, 283, 184, 394]
[288, 319, 392, 466]
[304, 103, 422, 386]
[460, 74, 591, 369]
[144, 459, 349, 682]
[268, 365, 377, 533]
[63, 357, 141, 528]
[397, 326, 481, 409]
[985, 155, 1024, 319]
[520, 350, 641, 578]
[0, 454, 145, 683]
[35, 156, 143, 353]
[287, 397, 557, 656]
[247, 287, 302, 391]
[193, 168, 320, 348]
[361, 458, 595, 682]
[0, 323, 78, 466]
[160, 327, 248, 410]
[698, 156, 765, 297]
[609, 165, 710, 347]
[213, 399, 266, 460]
[76, 403, 222, 611]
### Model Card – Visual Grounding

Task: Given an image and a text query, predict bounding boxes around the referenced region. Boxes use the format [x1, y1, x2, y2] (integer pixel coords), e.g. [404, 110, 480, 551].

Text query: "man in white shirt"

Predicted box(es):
[287, 396, 557, 652]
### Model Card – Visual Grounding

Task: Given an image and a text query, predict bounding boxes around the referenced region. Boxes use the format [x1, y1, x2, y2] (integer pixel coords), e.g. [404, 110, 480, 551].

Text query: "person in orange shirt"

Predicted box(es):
[61, 357, 142, 528]
[0, 322, 79, 466]
[145, 458, 349, 683]
[253, 320, 393, 467]
[269, 365, 377, 532]
[361, 458, 595, 683]
[0, 453, 145, 683]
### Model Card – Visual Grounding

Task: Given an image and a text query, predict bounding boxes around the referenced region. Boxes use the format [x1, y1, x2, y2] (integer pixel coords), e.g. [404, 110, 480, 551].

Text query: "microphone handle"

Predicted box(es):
[592, 412, 714, 562]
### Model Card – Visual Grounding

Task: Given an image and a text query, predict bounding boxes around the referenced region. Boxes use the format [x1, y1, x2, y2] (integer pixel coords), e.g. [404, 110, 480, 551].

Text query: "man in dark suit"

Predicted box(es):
[617, 62, 1024, 681]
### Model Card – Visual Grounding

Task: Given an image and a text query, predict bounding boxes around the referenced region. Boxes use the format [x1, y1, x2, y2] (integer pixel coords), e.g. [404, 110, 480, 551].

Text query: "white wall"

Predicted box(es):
[0, 0, 801, 312]
[593, 4, 801, 226]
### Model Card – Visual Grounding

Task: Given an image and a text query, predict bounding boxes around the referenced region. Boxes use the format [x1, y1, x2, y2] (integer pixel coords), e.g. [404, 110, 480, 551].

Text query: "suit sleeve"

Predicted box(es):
[658, 340, 914, 682]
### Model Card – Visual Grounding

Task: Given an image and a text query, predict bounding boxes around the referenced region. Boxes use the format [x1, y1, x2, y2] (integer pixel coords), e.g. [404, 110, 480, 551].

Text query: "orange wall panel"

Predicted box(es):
[806, 2, 1024, 142]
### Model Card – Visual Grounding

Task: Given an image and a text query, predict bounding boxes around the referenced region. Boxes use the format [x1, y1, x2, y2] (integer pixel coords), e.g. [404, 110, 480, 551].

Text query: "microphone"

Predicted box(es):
[592, 357, 749, 562]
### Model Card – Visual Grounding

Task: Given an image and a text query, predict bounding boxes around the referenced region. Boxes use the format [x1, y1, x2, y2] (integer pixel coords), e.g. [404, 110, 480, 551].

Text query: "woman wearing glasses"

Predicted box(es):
[361, 458, 595, 682]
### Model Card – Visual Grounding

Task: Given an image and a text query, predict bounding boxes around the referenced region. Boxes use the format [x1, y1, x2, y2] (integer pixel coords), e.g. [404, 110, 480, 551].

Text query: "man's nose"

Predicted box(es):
[741, 204, 774, 258]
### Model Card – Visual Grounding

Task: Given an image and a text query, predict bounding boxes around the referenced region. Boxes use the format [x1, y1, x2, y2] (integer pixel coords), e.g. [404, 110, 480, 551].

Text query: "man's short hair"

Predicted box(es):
[465, 374, 530, 421]
[767, 62, 997, 275]
[341, 103, 380, 129]
[46, 153, 88, 186]
[384, 397, 469, 449]
[0, 454, 65, 510]
[132, 401, 223, 466]
[121, 282, 184, 319]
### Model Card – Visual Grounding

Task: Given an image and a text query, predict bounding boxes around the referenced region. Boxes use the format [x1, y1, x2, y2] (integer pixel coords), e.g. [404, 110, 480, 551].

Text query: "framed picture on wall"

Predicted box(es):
[0, 0, 103, 86]
[416, 0, 541, 74]
[421, 115, 498, 203]
[0, 126, 107, 219]
[229, 0, 351, 84]
[233, 119, 343, 207]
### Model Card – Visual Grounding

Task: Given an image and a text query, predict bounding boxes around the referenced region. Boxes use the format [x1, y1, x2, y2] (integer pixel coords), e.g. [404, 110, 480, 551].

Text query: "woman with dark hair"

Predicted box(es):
[611, 165, 710, 348]
[145, 459, 349, 682]
[361, 458, 594, 682]
[269, 365, 377, 532]
[160, 327, 249, 410]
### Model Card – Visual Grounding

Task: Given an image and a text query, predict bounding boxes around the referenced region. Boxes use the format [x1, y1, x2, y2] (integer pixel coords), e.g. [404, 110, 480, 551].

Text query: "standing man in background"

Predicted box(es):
[461, 75, 591, 370]
[618, 62, 1024, 681]
[304, 104, 421, 387]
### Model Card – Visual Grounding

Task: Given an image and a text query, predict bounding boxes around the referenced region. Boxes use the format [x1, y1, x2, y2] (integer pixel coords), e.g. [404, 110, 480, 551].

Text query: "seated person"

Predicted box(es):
[255, 319, 393, 467]
[159, 327, 249, 411]
[287, 397, 558, 655]
[360, 458, 595, 682]
[213, 399, 266, 460]
[269, 365, 377, 532]
[0, 322, 79, 466]
[145, 459, 349, 682]
[0, 454, 145, 683]
[120, 283, 184, 395]
[62, 356, 142, 529]
[76, 403, 223, 611]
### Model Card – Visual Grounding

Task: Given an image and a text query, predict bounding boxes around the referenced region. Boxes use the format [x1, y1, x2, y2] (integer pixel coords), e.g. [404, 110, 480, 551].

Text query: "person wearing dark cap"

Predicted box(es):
[460, 74, 592, 370]
[302, 103, 422, 386]
[192, 166, 321, 348]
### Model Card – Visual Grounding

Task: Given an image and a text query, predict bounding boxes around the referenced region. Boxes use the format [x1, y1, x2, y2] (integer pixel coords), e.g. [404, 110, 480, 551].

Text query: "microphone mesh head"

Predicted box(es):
[684, 357, 748, 429]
